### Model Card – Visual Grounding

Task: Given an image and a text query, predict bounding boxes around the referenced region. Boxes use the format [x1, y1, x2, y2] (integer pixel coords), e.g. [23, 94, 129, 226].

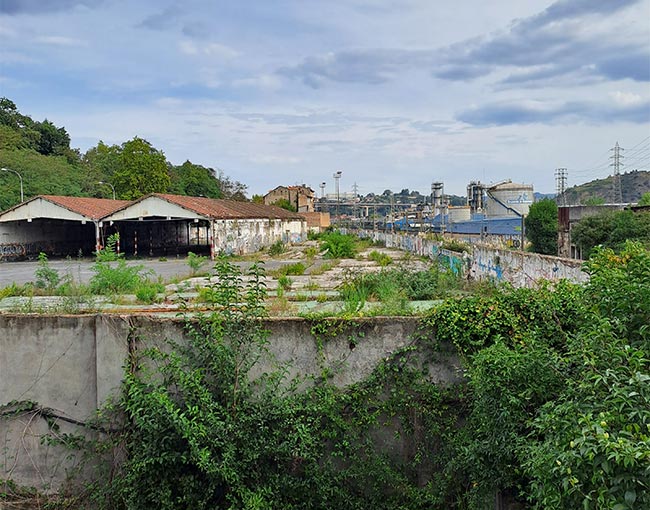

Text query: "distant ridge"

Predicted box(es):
[559, 170, 650, 205]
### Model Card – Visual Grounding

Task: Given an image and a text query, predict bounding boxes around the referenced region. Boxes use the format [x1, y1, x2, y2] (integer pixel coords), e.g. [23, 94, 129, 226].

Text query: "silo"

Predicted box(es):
[431, 182, 444, 209]
[486, 181, 534, 218]
[448, 205, 471, 222]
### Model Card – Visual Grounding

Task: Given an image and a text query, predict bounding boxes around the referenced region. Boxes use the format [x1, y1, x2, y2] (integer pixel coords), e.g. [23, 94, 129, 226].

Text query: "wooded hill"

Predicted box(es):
[560, 170, 650, 205]
[0, 98, 247, 211]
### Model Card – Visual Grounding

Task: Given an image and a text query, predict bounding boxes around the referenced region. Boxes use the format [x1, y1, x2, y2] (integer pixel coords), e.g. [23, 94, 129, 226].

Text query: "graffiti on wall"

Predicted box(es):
[0, 243, 27, 260]
[352, 229, 587, 288]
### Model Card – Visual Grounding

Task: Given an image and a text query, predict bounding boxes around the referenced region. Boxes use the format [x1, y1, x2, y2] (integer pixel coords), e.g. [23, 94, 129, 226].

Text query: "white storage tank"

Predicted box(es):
[486, 181, 534, 218]
[448, 205, 471, 222]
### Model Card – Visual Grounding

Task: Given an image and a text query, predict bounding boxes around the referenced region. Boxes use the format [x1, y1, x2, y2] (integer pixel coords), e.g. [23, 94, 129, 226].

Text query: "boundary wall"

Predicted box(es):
[352, 229, 588, 286]
[0, 314, 461, 492]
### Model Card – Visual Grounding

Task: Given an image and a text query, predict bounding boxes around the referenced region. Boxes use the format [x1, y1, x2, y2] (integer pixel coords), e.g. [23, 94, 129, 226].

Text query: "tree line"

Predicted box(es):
[0, 98, 247, 210]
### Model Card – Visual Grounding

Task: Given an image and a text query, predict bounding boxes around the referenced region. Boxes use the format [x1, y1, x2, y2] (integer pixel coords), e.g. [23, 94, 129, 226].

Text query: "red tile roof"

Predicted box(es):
[41, 195, 132, 220]
[152, 194, 304, 220]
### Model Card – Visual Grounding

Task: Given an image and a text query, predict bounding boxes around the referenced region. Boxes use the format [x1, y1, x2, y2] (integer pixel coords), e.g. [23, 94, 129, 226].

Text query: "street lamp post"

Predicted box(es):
[97, 181, 116, 200]
[333, 171, 342, 222]
[1, 167, 24, 203]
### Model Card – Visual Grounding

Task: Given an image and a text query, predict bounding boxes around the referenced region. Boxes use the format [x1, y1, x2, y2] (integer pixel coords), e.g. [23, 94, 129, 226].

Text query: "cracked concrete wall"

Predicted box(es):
[0, 315, 461, 492]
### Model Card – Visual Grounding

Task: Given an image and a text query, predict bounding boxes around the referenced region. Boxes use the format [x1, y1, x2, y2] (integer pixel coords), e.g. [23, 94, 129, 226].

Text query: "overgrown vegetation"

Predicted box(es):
[186, 251, 208, 276]
[338, 266, 462, 315]
[420, 241, 650, 508]
[572, 209, 650, 258]
[320, 231, 357, 258]
[3, 242, 648, 509]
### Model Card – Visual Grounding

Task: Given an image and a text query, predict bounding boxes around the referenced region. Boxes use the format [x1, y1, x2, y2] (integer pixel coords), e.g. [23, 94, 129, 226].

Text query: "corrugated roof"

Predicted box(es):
[152, 194, 304, 220]
[42, 195, 132, 220]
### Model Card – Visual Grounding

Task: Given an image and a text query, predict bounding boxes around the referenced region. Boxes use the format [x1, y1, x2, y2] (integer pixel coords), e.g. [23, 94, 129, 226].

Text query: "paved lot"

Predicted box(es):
[0, 256, 319, 288]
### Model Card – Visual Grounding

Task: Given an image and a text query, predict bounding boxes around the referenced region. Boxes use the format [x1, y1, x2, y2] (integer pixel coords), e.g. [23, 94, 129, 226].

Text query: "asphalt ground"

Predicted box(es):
[0, 256, 312, 288]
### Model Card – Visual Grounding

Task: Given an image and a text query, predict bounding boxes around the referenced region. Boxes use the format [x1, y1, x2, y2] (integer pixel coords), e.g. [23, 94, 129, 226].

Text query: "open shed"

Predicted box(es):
[0, 193, 307, 261]
[0, 195, 130, 260]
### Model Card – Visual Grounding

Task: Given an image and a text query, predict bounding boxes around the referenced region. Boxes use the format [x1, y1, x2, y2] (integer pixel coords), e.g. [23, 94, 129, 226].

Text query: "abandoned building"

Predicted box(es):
[263, 185, 315, 212]
[0, 193, 306, 261]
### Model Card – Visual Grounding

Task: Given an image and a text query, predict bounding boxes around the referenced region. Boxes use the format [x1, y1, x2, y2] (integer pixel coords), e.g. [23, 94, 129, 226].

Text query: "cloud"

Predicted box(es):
[279, 49, 433, 88]
[457, 98, 650, 126]
[179, 40, 239, 59]
[138, 4, 183, 31]
[281, 0, 647, 88]
[249, 155, 302, 164]
[519, 0, 641, 31]
[0, 0, 103, 14]
[610, 91, 644, 106]
[34, 35, 86, 47]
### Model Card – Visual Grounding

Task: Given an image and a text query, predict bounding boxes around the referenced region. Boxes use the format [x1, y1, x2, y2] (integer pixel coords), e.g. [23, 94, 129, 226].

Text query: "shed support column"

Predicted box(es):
[210, 220, 216, 260]
[94, 221, 101, 254]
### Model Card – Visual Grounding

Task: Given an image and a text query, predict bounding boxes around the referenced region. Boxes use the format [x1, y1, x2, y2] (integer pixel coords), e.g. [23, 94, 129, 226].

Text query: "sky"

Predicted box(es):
[0, 0, 649, 198]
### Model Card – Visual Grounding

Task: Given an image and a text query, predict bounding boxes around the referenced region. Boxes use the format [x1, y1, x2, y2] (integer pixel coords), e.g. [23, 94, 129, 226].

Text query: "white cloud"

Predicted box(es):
[610, 91, 644, 106]
[34, 35, 85, 46]
[249, 155, 302, 164]
[179, 40, 239, 59]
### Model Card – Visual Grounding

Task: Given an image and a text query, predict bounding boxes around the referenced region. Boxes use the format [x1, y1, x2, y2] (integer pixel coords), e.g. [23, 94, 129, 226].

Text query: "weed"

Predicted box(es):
[305, 280, 320, 291]
[368, 250, 393, 266]
[303, 246, 319, 258]
[309, 261, 336, 276]
[186, 251, 208, 276]
[135, 280, 165, 304]
[268, 240, 286, 256]
[34, 252, 63, 292]
[278, 275, 292, 290]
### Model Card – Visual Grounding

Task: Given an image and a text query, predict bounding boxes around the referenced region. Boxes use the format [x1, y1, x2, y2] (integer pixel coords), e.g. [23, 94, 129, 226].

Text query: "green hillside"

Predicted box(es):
[561, 170, 650, 205]
[0, 98, 247, 211]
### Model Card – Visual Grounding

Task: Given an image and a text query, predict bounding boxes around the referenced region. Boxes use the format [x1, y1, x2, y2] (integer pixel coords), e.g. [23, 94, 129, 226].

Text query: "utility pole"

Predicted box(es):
[555, 168, 567, 206]
[610, 142, 624, 204]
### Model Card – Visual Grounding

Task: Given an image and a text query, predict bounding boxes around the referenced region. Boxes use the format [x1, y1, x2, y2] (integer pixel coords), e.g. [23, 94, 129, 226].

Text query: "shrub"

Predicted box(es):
[90, 259, 149, 295]
[320, 232, 356, 258]
[268, 240, 286, 256]
[34, 252, 61, 292]
[186, 251, 208, 276]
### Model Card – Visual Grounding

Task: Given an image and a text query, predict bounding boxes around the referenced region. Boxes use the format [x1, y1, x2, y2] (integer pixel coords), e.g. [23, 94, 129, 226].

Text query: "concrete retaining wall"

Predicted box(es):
[353, 229, 587, 286]
[0, 314, 461, 491]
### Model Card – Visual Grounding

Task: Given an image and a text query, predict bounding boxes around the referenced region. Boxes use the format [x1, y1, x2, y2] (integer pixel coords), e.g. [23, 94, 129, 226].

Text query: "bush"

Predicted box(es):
[34, 252, 62, 292]
[90, 259, 149, 295]
[268, 240, 286, 256]
[320, 232, 356, 259]
[186, 251, 208, 276]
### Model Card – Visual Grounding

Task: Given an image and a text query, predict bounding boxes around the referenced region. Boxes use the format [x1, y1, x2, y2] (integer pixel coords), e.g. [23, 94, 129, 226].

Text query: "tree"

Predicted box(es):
[217, 172, 248, 201]
[169, 160, 222, 198]
[272, 198, 297, 212]
[112, 137, 170, 200]
[33, 119, 70, 156]
[583, 196, 605, 206]
[525, 199, 558, 255]
[83, 141, 121, 179]
[572, 209, 650, 257]
[251, 194, 264, 204]
[638, 192, 650, 206]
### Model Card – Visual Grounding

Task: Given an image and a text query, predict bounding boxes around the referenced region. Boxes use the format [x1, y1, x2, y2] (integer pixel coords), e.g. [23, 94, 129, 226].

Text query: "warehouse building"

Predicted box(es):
[0, 193, 306, 261]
